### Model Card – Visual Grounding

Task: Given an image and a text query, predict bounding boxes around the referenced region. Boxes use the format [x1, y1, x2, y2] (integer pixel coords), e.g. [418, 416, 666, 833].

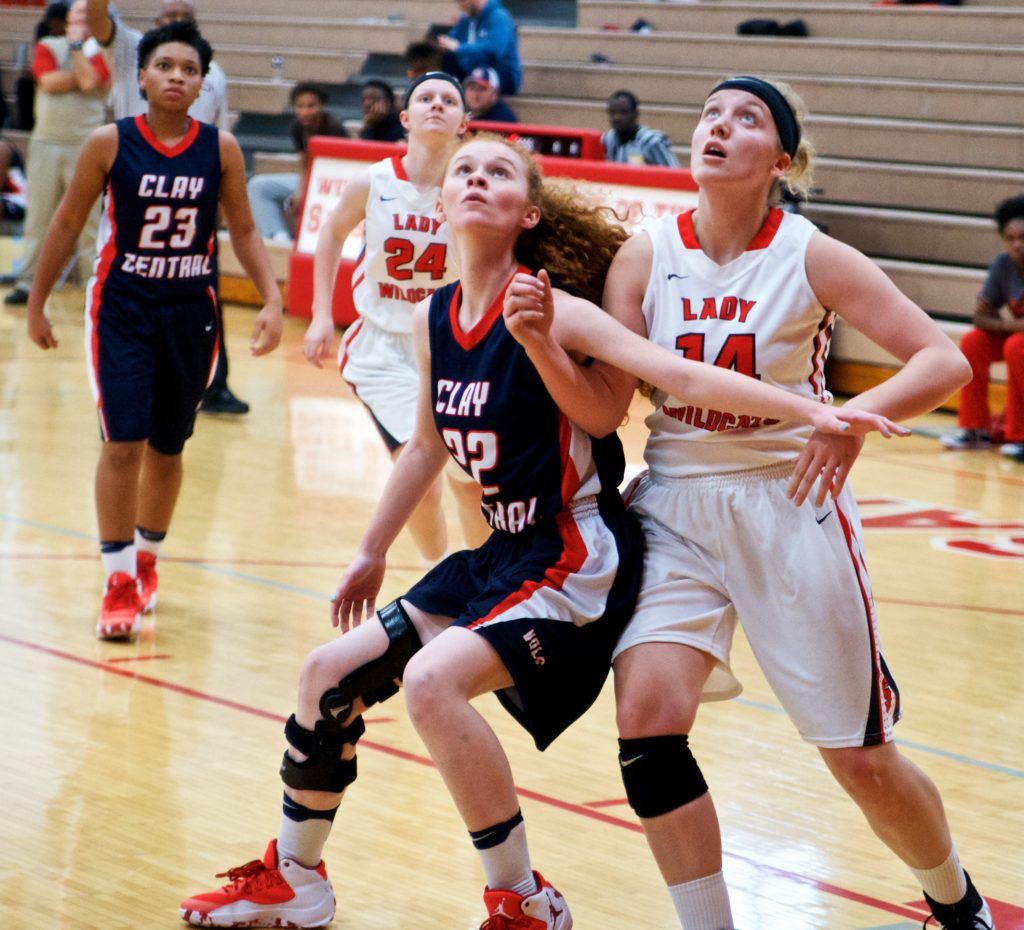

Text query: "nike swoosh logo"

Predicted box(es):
[816, 511, 832, 525]
[620, 755, 643, 767]
[667, 273, 688, 280]
[380, 195, 397, 201]
[204, 323, 214, 332]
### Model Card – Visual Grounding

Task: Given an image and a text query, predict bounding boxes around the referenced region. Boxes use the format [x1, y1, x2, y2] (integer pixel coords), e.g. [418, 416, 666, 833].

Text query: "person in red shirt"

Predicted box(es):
[4, 0, 110, 306]
[941, 194, 1024, 461]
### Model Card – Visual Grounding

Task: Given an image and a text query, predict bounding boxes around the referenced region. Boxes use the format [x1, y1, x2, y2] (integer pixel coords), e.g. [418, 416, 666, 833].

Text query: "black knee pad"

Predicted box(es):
[618, 735, 708, 819]
[279, 713, 366, 793]
[318, 599, 423, 722]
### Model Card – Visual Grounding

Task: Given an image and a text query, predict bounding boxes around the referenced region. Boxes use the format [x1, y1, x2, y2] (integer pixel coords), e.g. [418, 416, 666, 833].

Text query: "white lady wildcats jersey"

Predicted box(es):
[641, 208, 834, 478]
[350, 155, 456, 334]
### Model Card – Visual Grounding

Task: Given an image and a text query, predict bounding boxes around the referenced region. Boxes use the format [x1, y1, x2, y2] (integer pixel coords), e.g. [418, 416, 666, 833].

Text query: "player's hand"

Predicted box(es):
[250, 301, 283, 356]
[787, 429, 866, 507]
[27, 304, 58, 350]
[503, 268, 555, 348]
[436, 35, 459, 51]
[331, 550, 386, 632]
[302, 315, 335, 368]
[809, 405, 909, 439]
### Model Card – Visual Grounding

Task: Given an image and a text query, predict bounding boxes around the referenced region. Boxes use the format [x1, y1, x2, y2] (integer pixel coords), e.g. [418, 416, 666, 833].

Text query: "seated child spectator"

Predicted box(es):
[358, 79, 405, 143]
[602, 89, 678, 167]
[464, 66, 517, 123]
[248, 82, 347, 242]
[941, 195, 1024, 461]
[0, 136, 28, 222]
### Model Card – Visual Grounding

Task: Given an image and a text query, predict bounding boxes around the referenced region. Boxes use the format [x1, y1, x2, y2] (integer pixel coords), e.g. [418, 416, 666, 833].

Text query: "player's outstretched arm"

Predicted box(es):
[303, 172, 371, 368]
[219, 132, 283, 355]
[510, 268, 909, 440]
[331, 299, 451, 632]
[504, 268, 638, 437]
[27, 125, 115, 350]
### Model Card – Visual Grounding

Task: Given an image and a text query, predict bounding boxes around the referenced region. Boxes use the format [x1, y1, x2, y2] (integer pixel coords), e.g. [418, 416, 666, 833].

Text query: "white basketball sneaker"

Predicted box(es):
[179, 839, 335, 928]
[480, 872, 572, 929]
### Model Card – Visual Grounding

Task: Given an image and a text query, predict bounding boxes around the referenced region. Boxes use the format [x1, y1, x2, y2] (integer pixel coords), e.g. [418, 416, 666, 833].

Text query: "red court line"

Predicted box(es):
[861, 451, 1024, 488]
[875, 597, 1024, 619]
[0, 630, 929, 923]
[0, 553, 427, 573]
[583, 798, 629, 809]
[7, 553, 1021, 621]
[104, 653, 173, 663]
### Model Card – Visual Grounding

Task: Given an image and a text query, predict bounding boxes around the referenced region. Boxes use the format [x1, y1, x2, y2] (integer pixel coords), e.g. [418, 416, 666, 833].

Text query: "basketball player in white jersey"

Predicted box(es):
[504, 77, 993, 930]
[302, 73, 488, 559]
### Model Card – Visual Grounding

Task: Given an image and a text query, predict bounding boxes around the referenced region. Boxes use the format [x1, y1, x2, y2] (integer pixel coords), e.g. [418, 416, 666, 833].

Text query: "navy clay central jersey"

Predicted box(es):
[94, 115, 220, 299]
[429, 273, 625, 534]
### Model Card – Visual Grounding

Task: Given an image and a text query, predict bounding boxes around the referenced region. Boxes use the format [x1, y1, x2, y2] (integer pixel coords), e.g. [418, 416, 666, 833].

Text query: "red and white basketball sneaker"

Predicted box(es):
[179, 839, 335, 928]
[136, 551, 158, 613]
[96, 572, 142, 641]
[480, 872, 572, 929]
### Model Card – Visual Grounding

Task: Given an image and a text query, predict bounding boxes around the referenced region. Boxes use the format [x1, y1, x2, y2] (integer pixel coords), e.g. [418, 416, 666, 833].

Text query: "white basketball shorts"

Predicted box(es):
[614, 462, 901, 748]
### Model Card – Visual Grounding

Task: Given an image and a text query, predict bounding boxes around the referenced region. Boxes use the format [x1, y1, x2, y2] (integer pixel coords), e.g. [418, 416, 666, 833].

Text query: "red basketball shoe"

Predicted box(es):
[179, 839, 335, 928]
[136, 551, 158, 613]
[480, 872, 573, 929]
[96, 572, 142, 641]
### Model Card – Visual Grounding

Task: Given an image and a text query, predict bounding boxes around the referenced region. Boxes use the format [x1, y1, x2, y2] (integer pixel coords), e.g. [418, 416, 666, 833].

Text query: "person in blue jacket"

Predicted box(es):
[438, 0, 521, 96]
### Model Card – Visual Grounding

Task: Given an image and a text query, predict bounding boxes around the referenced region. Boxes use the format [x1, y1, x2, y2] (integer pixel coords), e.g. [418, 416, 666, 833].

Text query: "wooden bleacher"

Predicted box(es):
[2, 0, 1021, 402]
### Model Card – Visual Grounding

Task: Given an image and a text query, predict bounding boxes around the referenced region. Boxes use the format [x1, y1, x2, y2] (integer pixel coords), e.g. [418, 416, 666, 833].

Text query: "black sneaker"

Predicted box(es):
[3, 285, 29, 306]
[923, 874, 994, 929]
[200, 385, 250, 415]
[939, 429, 991, 450]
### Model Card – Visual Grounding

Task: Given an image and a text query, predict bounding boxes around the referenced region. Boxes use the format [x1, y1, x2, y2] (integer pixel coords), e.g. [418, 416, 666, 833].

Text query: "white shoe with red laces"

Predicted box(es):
[480, 872, 572, 929]
[96, 572, 142, 641]
[179, 839, 335, 928]
[136, 551, 158, 613]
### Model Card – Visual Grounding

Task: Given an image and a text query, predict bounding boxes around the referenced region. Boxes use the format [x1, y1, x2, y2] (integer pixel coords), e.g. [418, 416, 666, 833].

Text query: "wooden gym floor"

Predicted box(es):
[1, 289, 1021, 930]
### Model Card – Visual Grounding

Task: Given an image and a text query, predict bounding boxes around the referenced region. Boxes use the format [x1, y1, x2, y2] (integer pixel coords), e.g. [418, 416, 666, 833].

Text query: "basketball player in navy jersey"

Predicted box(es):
[27, 20, 282, 642]
[506, 78, 994, 930]
[178, 134, 901, 930]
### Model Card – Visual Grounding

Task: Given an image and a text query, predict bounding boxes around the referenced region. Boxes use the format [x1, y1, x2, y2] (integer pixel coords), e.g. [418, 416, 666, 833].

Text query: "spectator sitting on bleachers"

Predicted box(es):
[940, 195, 1024, 462]
[404, 39, 444, 80]
[4, 0, 109, 307]
[602, 89, 679, 168]
[438, 0, 522, 96]
[248, 82, 347, 243]
[0, 136, 28, 223]
[463, 66, 517, 123]
[359, 80, 406, 143]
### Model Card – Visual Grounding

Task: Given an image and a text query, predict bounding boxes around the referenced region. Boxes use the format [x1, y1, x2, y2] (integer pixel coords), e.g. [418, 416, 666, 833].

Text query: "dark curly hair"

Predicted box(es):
[995, 195, 1024, 234]
[137, 19, 213, 77]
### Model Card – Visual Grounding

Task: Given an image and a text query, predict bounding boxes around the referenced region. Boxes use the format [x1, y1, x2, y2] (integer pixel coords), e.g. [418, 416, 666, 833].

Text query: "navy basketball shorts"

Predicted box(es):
[405, 493, 644, 750]
[84, 284, 220, 454]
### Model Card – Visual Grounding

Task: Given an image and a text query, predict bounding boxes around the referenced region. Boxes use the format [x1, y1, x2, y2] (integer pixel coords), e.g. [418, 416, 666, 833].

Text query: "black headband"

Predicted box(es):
[403, 71, 465, 109]
[707, 76, 801, 158]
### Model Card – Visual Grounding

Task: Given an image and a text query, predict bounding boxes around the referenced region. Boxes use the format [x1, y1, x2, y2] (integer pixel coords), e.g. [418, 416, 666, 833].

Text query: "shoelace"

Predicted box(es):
[479, 915, 534, 930]
[215, 860, 281, 894]
[106, 578, 139, 610]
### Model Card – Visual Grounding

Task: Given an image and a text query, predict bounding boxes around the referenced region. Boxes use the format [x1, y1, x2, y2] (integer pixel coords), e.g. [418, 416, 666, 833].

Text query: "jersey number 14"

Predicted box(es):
[675, 333, 759, 379]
